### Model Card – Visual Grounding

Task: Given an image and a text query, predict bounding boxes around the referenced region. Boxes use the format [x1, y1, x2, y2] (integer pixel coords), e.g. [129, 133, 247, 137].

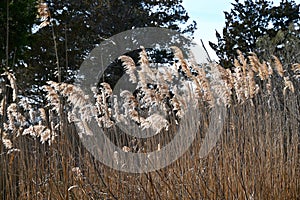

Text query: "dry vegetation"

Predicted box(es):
[1, 1, 299, 199]
[0, 43, 299, 199]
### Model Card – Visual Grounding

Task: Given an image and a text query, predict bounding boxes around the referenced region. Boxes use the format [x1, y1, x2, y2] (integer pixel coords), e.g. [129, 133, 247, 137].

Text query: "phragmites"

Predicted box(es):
[39, 108, 47, 122]
[270, 56, 295, 95]
[141, 113, 169, 135]
[2, 71, 17, 101]
[1, 116, 12, 149]
[236, 50, 247, 74]
[283, 76, 294, 95]
[120, 90, 140, 122]
[247, 69, 259, 98]
[7, 103, 18, 131]
[119, 55, 137, 83]
[2, 137, 12, 149]
[1, 99, 55, 148]
[210, 63, 233, 107]
[191, 66, 214, 105]
[272, 55, 285, 77]
[139, 46, 149, 64]
[23, 125, 53, 144]
[43, 83, 60, 114]
[233, 58, 247, 103]
[0, 47, 299, 149]
[171, 46, 192, 77]
[36, 0, 50, 28]
[138, 46, 156, 86]
[291, 63, 300, 79]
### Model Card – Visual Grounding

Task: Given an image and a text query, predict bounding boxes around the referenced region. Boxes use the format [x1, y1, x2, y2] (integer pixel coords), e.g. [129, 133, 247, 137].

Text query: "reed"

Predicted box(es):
[0, 44, 299, 199]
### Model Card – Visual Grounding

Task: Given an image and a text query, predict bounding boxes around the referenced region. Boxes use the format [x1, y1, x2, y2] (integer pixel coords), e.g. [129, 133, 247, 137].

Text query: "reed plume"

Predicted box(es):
[1, 46, 299, 199]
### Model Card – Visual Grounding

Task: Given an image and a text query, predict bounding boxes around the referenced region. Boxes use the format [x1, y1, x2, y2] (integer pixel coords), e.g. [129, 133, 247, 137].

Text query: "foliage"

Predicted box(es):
[0, 0, 36, 72]
[256, 22, 300, 64]
[0, 0, 196, 100]
[209, 0, 300, 68]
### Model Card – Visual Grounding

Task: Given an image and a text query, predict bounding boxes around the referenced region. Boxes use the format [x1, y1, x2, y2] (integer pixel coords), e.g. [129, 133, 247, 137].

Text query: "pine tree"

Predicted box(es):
[209, 0, 299, 68]
[0, 0, 196, 99]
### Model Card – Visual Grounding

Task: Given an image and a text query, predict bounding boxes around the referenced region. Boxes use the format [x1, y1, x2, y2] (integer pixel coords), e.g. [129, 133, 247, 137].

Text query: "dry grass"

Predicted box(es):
[0, 48, 299, 199]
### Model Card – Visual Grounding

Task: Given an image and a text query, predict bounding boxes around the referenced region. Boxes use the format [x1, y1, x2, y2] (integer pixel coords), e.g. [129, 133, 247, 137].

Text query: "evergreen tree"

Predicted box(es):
[209, 0, 300, 68]
[0, 0, 36, 72]
[0, 0, 196, 99]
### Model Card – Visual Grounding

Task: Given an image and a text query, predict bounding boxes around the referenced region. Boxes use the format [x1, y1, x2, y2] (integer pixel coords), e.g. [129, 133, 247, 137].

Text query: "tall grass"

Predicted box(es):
[0, 44, 299, 199]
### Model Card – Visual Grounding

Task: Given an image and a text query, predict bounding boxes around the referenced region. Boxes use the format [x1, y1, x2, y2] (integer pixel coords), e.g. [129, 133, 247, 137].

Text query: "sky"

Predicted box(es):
[182, 0, 284, 61]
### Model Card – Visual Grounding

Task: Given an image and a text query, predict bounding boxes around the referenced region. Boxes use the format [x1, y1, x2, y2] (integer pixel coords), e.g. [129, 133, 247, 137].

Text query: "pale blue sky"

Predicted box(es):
[182, 0, 284, 60]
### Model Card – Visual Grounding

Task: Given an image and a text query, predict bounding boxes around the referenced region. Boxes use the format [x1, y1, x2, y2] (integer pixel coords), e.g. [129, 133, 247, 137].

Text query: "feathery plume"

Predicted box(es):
[291, 63, 300, 79]
[258, 61, 270, 80]
[248, 52, 260, 73]
[247, 69, 259, 98]
[272, 56, 284, 77]
[210, 63, 232, 106]
[283, 76, 294, 95]
[3, 71, 17, 101]
[100, 82, 113, 97]
[7, 103, 18, 131]
[40, 129, 51, 144]
[43, 84, 60, 113]
[236, 50, 247, 74]
[160, 66, 174, 82]
[139, 46, 149, 66]
[141, 113, 168, 135]
[39, 108, 47, 122]
[171, 46, 192, 77]
[233, 62, 246, 103]
[119, 55, 137, 83]
[2, 138, 12, 149]
[36, 0, 50, 28]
